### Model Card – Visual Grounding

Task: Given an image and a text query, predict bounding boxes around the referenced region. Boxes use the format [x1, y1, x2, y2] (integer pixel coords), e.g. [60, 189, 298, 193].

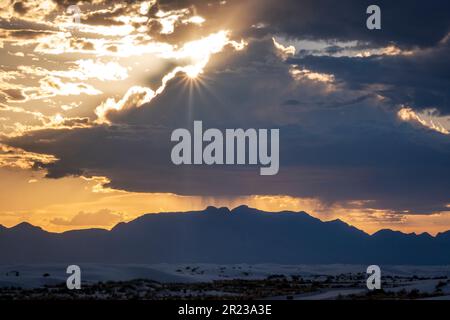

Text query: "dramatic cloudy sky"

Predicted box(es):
[0, 0, 449, 234]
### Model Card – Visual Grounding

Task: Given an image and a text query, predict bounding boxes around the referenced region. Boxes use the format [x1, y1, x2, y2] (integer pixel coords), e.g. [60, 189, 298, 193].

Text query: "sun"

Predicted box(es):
[184, 65, 202, 79]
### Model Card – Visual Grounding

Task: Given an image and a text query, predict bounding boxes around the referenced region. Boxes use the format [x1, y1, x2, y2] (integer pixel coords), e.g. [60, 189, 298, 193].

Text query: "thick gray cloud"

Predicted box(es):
[289, 40, 450, 115]
[255, 0, 450, 48]
[156, 0, 450, 48]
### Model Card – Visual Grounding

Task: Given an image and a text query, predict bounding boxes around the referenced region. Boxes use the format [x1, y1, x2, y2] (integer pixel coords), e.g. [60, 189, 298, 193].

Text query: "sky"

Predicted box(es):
[0, 0, 449, 235]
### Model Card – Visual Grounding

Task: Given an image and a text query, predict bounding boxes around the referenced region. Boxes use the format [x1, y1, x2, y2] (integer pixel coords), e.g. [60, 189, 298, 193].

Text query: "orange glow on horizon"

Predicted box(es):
[0, 170, 448, 236]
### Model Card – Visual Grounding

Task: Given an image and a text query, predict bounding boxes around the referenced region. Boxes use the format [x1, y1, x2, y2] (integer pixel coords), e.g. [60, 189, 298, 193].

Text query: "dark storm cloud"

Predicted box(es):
[6, 38, 450, 214]
[254, 0, 450, 48]
[156, 0, 450, 48]
[289, 40, 450, 115]
[8, 107, 450, 214]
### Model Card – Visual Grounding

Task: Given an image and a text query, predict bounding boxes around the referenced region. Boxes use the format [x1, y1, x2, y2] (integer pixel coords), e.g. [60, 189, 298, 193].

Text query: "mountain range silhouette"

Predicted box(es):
[1, 205, 449, 265]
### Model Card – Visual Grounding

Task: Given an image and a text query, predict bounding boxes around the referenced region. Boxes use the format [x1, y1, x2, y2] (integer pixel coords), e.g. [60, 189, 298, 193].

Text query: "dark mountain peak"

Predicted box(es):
[327, 218, 346, 225]
[416, 232, 433, 239]
[231, 205, 260, 214]
[232, 204, 250, 211]
[204, 206, 230, 214]
[10, 222, 43, 232]
[372, 229, 405, 237]
[326, 218, 354, 229]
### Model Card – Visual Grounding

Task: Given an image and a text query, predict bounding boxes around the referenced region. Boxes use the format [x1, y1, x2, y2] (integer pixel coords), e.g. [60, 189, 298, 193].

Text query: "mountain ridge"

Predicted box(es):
[3, 206, 446, 238]
[1, 206, 449, 265]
